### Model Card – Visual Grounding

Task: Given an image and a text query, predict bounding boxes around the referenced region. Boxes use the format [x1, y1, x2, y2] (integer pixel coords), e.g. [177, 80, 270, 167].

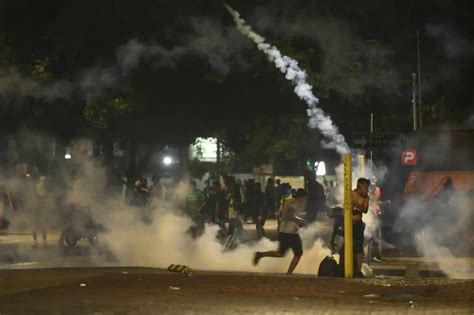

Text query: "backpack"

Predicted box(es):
[317, 255, 338, 277]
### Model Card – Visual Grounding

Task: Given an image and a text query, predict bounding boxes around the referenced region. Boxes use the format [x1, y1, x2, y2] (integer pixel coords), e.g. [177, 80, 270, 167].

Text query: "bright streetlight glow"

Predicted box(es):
[314, 161, 326, 176]
[163, 156, 173, 165]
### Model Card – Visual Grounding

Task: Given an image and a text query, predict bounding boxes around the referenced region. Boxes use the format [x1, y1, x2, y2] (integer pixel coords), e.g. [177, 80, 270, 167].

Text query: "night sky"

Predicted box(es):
[0, 0, 472, 150]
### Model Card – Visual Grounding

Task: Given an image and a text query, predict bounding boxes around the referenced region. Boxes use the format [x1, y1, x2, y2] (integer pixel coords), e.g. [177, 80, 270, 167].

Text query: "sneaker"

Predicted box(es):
[253, 252, 261, 266]
[372, 257, 381, 263]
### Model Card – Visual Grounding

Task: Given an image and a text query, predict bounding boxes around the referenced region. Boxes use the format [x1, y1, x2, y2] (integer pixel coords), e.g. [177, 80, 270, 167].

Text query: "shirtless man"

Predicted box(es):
[352, 178, 370, 277]
[253, 188, 307, 275]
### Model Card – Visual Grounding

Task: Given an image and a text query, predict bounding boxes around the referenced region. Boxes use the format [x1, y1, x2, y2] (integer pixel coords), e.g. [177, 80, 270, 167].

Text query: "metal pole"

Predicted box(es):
[412, 73, 418, 131]
[370, 113, 373, 171]
[370, 113, 374, 134]
[417, 31, 422, 129]
[216, 137, 221, 179]
[358, 154, 365, 177]
[343, 154, 353, 279]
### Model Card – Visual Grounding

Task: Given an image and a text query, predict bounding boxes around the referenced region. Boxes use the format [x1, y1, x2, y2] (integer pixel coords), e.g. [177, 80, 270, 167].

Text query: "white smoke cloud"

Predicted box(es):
[89, 177, 330, 274]
[420, 23, 474, 95]
[1, 139, 330, 275]
[0, 18, 251, 102]
[398, 196, 474, 279]
[333, 159, 388, 241]
[426, 23, 474, 59]
[224, 4, 350, 156]
[249, 5, 401, 99]
[95, 201, 330, 274]
[0, 69, 73, 101]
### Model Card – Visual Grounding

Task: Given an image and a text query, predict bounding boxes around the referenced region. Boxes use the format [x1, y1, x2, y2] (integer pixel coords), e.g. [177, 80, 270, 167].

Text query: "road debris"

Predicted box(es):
[168, 286, 181, 291]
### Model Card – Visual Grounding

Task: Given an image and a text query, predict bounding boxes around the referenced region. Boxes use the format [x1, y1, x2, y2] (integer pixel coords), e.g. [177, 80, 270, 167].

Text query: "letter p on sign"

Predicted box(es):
[402, 149, 417, 166]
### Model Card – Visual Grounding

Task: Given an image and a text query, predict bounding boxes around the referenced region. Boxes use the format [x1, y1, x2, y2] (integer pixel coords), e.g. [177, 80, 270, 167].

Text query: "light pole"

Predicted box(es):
[370, 113, 374, 171]
[163, 156, 173, 166]
[412, 73, 418, 131]
[417, 31, 422, 129]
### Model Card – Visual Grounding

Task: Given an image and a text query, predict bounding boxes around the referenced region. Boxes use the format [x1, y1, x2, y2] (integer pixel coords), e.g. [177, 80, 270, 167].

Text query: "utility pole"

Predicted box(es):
[216, 137, 221, 179]
[343, 154, 353, 279]
[417, 31, 422, 129]
[412, 73, 418, 131]
[370, 113, 374, 171]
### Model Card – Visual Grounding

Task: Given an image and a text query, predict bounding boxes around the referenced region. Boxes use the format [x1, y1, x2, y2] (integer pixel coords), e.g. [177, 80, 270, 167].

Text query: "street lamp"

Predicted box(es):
[163, 156, 173, 166]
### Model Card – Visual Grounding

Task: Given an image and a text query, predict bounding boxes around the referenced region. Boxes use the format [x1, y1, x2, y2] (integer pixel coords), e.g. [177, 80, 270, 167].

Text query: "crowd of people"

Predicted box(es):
[0, 172, 55, 246]
[160, 174, 329, 243]
[1, 164, 389, 277]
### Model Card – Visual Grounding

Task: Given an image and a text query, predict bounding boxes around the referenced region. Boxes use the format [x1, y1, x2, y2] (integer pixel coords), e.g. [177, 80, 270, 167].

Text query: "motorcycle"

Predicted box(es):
[60, 206, 99, 247]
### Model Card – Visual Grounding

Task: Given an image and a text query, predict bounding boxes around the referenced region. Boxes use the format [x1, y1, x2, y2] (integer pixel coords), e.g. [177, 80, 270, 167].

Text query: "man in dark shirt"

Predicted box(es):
[305, 170, 326, 224]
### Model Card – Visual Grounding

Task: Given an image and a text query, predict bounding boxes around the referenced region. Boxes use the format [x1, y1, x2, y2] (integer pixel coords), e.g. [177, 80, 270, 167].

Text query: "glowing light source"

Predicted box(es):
[163, 156, 173, 165]
[65, 146, 72, 159]
[314, 161, 327, 176]
[190, 137, 218, 162]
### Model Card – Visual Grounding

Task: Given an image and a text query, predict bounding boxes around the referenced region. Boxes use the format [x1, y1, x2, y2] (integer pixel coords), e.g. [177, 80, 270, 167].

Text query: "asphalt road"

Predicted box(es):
[0, 267, 472, 314]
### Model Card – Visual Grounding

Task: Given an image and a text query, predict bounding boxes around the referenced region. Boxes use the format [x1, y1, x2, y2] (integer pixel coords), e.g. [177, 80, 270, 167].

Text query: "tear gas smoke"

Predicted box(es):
[224, 4, 350, 156]
[397, 197, 473, 279]
[392, 129, 473, 279]
[0, 18, 250, 101]
[0, 70, 73, 101]
[421, 23, 474, 94]
[250, 4, 401, 99]
[96, 200, 330, 274]
[333, 160, 388, 242]
[95, 179, 331, 274]
[1, 132, 331, 274]
[334, 159, 388, 203]
[426, 23, 474, 59]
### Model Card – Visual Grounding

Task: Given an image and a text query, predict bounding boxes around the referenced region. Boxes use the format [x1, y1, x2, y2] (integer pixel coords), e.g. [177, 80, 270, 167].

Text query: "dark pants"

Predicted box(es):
[255, 209, 268, 239]
[337, 220, 365, 276]
[278, 232, 303, 257]
[228, 218, 243, 236]
[305, 202, 320, 224]
[353, 220, 365, 254]
[32, 209, 47, 241]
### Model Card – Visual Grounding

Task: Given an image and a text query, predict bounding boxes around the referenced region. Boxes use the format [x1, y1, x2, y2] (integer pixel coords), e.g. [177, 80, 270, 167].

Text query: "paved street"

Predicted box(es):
[2, 218, 473, 278]
[0, 268, 472, 314]
[1, 217, 473, 314]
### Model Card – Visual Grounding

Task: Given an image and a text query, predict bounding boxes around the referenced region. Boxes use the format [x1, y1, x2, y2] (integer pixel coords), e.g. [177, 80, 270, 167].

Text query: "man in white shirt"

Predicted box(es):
[253, 188, 307, 275]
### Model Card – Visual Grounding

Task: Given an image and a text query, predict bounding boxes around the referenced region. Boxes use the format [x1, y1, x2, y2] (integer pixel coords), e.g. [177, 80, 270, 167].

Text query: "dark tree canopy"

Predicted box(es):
[0, 0, 472, 173]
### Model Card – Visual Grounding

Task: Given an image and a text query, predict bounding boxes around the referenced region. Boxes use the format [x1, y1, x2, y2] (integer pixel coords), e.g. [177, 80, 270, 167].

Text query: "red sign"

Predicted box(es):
[402, 149, 417, 165]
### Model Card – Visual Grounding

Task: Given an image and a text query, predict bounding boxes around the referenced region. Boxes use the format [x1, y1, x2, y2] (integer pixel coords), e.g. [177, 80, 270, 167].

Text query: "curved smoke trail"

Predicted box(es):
[224, 4, 350, 155]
